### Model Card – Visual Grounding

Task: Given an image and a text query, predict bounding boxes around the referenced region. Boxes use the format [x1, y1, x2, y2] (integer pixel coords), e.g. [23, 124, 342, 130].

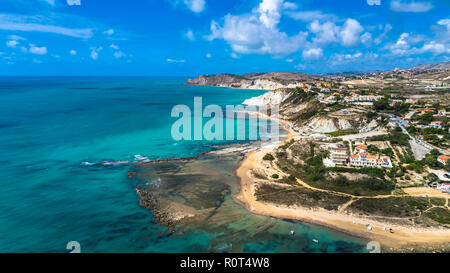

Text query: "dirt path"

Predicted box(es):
[387, 141, 401, 163]
[338, 198, 356, 213]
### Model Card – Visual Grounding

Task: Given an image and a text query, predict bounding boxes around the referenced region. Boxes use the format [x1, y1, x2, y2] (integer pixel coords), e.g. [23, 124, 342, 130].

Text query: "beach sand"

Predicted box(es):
[234, 114, 450, 250]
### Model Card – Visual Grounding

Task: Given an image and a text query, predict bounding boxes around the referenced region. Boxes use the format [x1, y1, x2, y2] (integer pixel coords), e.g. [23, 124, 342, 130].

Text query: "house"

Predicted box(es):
[354, 144, 367, 154]
[438, 109, 446, 116]
[436, 183, 450, 193]
[331, 147, 348, 165]
[350, 154, 363, 166]
[438, 155, 450, 165]
[349, 153, 392, 168]
[429, 121, 443, 129]
[417, 135, 424, 141]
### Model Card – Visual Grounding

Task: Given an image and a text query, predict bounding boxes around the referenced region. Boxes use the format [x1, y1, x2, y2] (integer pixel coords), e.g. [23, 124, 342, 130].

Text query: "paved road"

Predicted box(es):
[380, 112, 449, 157]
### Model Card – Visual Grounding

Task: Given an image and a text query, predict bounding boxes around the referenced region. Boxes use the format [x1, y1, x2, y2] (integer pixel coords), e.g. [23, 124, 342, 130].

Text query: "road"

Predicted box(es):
[380, 113, 449, 157]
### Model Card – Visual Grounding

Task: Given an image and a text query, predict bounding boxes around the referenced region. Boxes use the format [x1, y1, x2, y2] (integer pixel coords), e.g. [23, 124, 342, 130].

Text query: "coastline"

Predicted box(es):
[233, 113, 450, 250]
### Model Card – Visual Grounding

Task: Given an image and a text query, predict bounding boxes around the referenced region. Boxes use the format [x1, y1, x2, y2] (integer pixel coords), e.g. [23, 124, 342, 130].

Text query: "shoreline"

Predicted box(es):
[233, 113, 450, 251]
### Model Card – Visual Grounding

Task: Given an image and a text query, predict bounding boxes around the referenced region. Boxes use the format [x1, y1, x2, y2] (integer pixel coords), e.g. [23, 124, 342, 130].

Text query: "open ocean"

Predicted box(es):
[0, 77, 368, 252]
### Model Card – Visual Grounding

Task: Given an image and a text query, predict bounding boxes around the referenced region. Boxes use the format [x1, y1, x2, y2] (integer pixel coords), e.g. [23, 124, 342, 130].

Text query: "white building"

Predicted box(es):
[438, 155, 450, 165]
[436, 183, 450, 193]
[331, 147, 348, 165]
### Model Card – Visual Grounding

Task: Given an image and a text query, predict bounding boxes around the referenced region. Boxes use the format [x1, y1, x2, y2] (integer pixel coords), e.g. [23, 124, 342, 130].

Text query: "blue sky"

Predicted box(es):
[0, 0, 449, 76]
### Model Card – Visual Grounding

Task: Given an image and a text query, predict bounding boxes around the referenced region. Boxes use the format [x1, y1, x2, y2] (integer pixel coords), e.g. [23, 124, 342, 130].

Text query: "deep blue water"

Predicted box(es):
[0, 77, 368, 252]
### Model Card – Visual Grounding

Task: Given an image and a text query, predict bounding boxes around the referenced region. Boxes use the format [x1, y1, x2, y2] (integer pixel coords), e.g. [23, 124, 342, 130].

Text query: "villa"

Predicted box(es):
[436, 183, 450, 193]
[429, 121, 443, 129]
[349, 144, 392, 168]
[331, 147, 348, 165]
[354, 144, 367, 154]
[438, 155, 450, 165]
[350, 153, 391, 168]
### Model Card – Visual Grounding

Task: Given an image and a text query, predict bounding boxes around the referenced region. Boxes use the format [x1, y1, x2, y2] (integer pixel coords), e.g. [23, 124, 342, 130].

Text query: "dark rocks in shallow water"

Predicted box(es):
[136, 188, 176, 232]
[127, 171, 136, 179]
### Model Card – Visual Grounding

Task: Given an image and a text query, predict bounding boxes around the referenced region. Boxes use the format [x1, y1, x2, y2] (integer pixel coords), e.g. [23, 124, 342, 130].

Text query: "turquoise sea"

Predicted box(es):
[0, 77, 368, 253]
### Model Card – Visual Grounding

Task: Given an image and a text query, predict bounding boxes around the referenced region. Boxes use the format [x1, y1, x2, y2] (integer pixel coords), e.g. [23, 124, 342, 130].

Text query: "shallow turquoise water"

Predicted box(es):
[0, 77, 368, 252]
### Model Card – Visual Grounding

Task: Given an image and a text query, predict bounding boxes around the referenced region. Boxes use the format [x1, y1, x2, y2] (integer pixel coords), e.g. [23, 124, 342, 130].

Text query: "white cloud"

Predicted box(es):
[285, 58, 294, 63]
[167, 58, 185, 63]
[361, 32, 372, 46]
[90, 47, 102, 60]
[29, 44, 47, 55]
[43, 0, 55, 5]
[8, 35, 25, 41]
[113, 51, 125, 58]
[230, 52, 239, 59]
[374, 24, 392, 44]
[390, 1, 433, 12]
[386, 33, 412, 55]
[6, 40, 19, 48]
[283, 2, 297, 10]
[70, 49, 77, 55]
[258, 0, 284, 29]
[185, 30, 195, 41]
[438, 19, 450, 30]
[302, 48, 323, 60]
[67, 0, 81, 6]
[309, 20, 339, 44]
[309, 18, 363, 47]
[329, 52, 375, 66]
[384, 32, 429, 56]
[104, 29, 114, 35]
[207, 0, 308, 56]
[0, 14, 93, 39]
[205, 53, 211, 58]
[110, 44, 119, 50]
[437, 19, 450, 42]
[183, 0, 205, 13]
[287, 10, 337, 22]
[339, 19, 364, 47]
[420, 41, 449, 54]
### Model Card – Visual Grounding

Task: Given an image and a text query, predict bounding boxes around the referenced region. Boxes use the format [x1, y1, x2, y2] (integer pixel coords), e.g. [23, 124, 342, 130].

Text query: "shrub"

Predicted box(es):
[271, 174, 279, 179]
[263, 153, 275, 161]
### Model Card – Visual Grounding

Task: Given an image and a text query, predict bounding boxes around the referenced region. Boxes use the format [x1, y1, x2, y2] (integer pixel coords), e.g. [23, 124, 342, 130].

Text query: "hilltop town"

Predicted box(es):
[188, 61, 450, 250]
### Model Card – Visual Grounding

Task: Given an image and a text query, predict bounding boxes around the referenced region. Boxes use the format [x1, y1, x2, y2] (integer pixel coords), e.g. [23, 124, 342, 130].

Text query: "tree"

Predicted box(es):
[263, 153, 275, 161]
[374, 97, 389, 111]
[430, 149, 441, 156]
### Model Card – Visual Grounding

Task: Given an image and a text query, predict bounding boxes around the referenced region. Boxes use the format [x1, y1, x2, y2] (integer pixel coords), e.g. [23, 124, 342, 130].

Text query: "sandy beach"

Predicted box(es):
[234, 114, 450, 250]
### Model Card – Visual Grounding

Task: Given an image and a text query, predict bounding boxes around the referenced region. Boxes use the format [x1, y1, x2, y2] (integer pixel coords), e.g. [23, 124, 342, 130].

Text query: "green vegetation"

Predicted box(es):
[366, 111, 378, 119]
[263, 153, 275, 161]
[424, 207, 450, 225]
[327, 130, 358, 137]
[292, 88, 316, 104]
[349, 197, 431, 217]
[430, 197, 446, 206]
[255, 183, 350, 210]
[392, 102, 411, 115]
[368, 130, 411, 147]
[373, 97, 390, 110]
[271, 174, 279, 179]
[326, 166, 385, 179]
[298, 109, 319, 120]
[415, 112, 434, 123]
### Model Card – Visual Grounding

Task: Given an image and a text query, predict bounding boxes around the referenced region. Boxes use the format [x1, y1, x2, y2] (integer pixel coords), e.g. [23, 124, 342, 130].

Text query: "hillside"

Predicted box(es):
[186, 72, 321, 90]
